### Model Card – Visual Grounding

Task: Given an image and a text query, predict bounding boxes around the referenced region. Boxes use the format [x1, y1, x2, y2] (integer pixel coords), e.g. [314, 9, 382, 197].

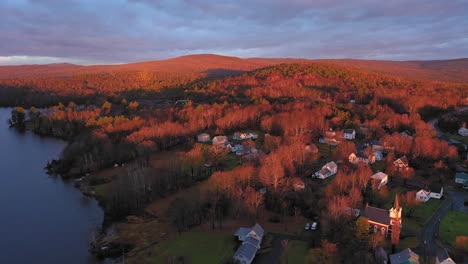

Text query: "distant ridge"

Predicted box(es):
[1, 54, 468, 83]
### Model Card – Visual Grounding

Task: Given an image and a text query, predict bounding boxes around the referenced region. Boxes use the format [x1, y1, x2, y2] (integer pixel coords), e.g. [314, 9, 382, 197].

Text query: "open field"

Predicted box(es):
[439, 211, 468, 247]
[129, 231, 235, 264]
[280, 240, 308, 264]
[403, 199, 444, 234]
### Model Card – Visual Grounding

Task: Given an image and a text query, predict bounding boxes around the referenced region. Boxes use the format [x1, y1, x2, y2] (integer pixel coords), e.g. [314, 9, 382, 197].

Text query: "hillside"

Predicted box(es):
[0, 54, 302, 79]
[318, 58, 468, 83]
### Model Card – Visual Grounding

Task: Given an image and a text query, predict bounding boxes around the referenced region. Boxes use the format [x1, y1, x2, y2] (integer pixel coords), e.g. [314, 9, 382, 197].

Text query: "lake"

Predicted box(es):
[0, 108, 104, 263]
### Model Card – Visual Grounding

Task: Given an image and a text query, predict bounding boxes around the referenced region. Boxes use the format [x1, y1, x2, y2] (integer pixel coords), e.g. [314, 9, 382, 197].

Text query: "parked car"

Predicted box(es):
[305, 223, 311, 230]
[311, 222, 318, 230]
[463, 184, 468, 190]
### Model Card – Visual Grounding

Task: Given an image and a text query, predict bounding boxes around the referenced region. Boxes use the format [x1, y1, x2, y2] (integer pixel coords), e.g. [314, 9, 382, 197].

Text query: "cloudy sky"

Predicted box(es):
[1, 0, 467, 65]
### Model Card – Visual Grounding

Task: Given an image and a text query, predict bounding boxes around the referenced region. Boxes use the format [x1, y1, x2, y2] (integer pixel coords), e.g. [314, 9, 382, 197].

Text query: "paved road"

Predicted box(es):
[419, 196, 452, 256]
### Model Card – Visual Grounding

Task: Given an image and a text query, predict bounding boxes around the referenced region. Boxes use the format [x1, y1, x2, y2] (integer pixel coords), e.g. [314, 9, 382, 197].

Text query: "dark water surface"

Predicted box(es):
[0, 108, 104, 264]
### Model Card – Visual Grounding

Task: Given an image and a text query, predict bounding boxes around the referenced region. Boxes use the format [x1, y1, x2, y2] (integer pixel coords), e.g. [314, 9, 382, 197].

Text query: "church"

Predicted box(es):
[364, 195, 402, 244]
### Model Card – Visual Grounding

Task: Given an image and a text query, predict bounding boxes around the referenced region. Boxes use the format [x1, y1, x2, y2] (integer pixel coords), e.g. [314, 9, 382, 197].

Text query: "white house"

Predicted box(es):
[428, 184, 444, 199]
[416, 184, 444, 202]
[197, 133, 211, 143]
[229, 144, 243, 153]
[416, 189, 431, 202]
[455, 172, 468, 184]
[233, 224, 264, 264]
[233, 132, 259, 141]
[394, 156, 409, 171]
[458, 126, 468, 137]
[371, 172, 388, 190]
[343, 129, 356, 140]
[349, 152, 376, 165]
[212, 135, 228, 146]
[314, 161, 338, 179]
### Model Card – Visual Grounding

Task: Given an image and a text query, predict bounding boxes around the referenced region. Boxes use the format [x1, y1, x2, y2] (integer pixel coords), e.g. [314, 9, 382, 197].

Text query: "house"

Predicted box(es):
[416, 189, 431, 202]
[363, 195, 402, 238]
[314, 161, 338, 179]
[394, 156, 409, 171]
[197, 133, 210, 143]
[343, 129, 356, 140]
[389, 248, 420, 264]
[458, 124, 468, 137]
[233, 224, 264, 264]
[416, 184, 444, 202]
[435, 249, 456, 264]
[371, 140, 384, 151]
[374, 150, 384, 161]
[305, 144, 319, 154]
[233, 132, 259, 141]
[371, 172, 388, 190]
[292, 177, 305, 191]
[344, 207, 361, 218]
[400, 130, 414, 139]
[349, 152, 376, 165]
[229, 144, 243, 153]
[428, 183, 443, 199]
[325, 130, 336, 138]
[455, 172, 468, 184]
[319, 137, 341, 146]
[212, 135, 228, 146]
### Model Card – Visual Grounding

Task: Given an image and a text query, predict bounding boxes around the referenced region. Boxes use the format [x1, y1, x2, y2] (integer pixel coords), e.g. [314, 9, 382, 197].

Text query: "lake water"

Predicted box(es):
[0, 108, 104, 263]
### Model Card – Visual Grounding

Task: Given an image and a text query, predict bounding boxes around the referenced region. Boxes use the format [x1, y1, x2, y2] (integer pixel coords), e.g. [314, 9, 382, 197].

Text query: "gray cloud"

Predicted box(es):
[0, 0, 467, 64]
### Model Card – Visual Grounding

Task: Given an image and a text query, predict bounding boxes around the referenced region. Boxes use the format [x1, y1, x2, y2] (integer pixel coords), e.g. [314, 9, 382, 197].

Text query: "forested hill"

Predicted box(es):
[0, 54, 304, 79]
[317, 58, 468, 83]
[0, 55, 467, 110]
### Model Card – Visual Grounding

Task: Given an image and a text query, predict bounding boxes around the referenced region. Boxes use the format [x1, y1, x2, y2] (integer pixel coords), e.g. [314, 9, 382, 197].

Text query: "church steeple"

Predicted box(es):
[389, 194, 402, 245]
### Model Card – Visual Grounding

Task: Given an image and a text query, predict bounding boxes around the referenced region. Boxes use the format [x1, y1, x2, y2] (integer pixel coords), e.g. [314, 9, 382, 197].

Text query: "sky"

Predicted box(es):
[1, 0, 468, 65]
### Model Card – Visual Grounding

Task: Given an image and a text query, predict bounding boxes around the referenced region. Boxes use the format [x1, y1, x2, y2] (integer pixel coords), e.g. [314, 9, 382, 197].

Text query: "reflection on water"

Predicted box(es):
[0, 108, 104, 264]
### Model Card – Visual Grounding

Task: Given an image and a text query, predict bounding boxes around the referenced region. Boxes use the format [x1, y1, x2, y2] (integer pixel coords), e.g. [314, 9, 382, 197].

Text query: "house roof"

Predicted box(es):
[235, 227, 251, 239]
[233, 243, 257, 264]
[455, 172, 468, 180]
[244, 236, 261, 249]
[319, 168, 331, 176]
[364, 205, 390, 225]
[371, 172, 388, 180]
[417, 189, 430, 196]
[326, 161, 337, 170]
[344, 129, 355, 134]
[436, 249, 455, 264]
[395, 156, 409, 166]
[389, 248, 419, 264]
[251, 223, 264, 239]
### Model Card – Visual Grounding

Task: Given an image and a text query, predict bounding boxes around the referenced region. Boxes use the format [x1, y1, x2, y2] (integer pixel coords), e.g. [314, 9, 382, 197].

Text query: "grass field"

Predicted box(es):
[317, 143, 336, 158]
[398, 236, 419, 251]
[134, 231, 236, 264]
[280, 240, 309, 264]
[439, 211, 468, 247]
[403, 199, 443, 234]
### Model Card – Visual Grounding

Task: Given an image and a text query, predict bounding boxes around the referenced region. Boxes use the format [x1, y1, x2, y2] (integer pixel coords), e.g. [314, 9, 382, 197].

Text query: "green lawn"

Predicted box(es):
[439, 211, 468, 247]
[403, 199, 443, 234]
[281, 240, 309, 264]
[137, 231, 235, 264]
[222, 153, 241, 170]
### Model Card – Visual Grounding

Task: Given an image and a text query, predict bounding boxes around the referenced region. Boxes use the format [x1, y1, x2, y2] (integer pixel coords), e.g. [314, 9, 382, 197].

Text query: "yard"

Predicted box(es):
[280, 240, 309, 264]
[439, 211, 468, 247]
[129, 231, 236, 264]
[402, 199, 444, 235]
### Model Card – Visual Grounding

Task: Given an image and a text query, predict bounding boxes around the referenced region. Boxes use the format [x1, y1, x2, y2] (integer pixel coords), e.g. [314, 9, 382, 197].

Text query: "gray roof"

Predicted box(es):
[344, 129, 355, 134]
[389, 248, 419, 264]
[235, 227, 251, 239]
[364, 206, 390, 225]
[233, 243, 257, 264]
[244, 236, 261, 249]
[251, 223, 264, 239]
[456, 172, 468, 180]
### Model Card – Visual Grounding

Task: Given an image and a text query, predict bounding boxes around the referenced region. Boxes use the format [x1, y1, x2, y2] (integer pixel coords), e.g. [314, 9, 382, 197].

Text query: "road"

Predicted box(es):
[419, 106, 468, 258]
